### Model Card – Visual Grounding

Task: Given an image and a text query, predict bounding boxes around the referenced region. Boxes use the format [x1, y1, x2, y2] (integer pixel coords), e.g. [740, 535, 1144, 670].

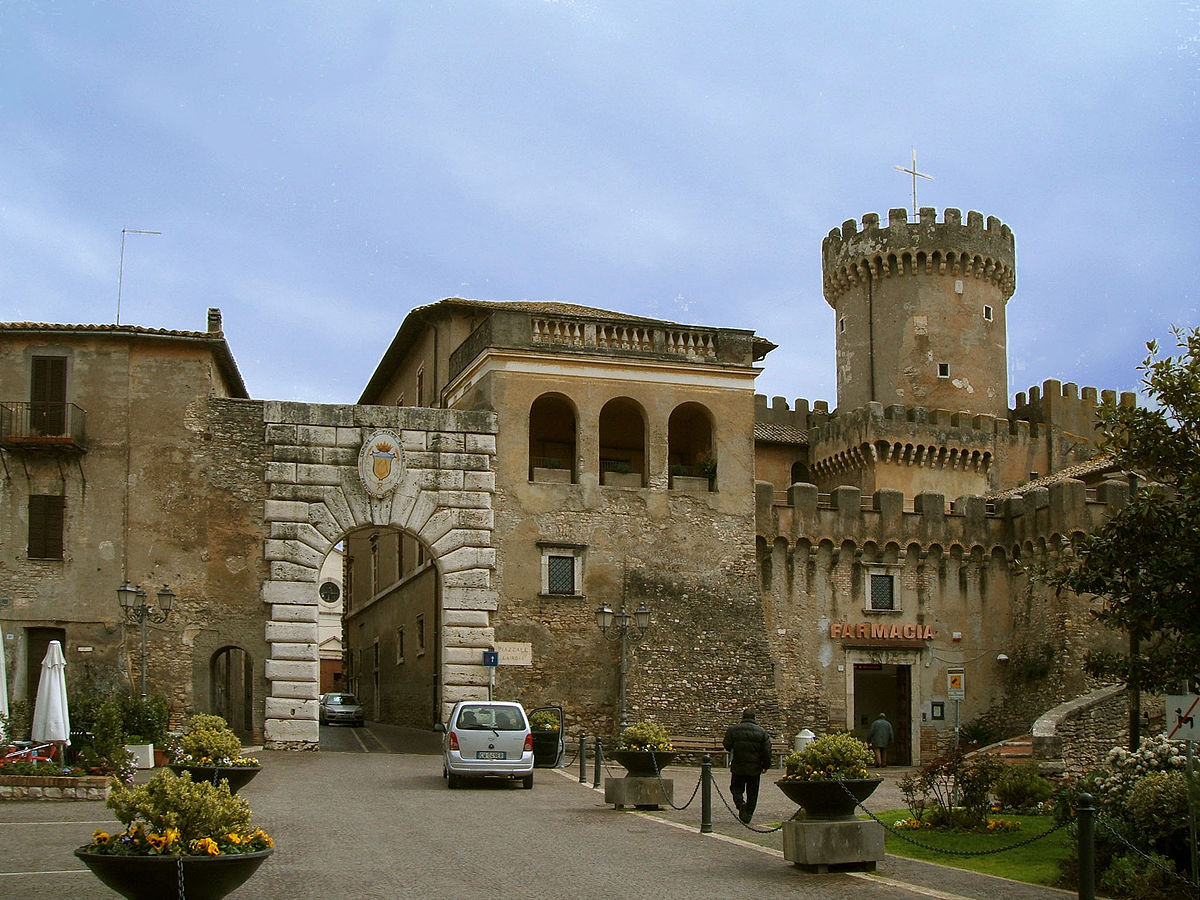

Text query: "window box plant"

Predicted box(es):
[74, 768, 272, 899]
[777, 731, 881, 820]
[167, 714, 261, 793]
[612, 719, 675, 776]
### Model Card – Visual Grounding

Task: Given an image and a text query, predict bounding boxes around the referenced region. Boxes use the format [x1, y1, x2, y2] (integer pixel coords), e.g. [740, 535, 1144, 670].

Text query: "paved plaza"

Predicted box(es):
[0, 724, 1073, 899]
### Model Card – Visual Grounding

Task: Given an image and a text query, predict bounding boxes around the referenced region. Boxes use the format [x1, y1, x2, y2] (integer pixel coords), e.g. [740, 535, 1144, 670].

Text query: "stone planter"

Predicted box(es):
[168, 764, 261, 793]
[0, 773, 111, 801]
[611, 750, 675, 777]
[775, 777, 883, 821]
[601, 471, 641, 488]
[125, 743, 154, 770]
[74, 848, 272, 900]
[670, 474, 711, 492]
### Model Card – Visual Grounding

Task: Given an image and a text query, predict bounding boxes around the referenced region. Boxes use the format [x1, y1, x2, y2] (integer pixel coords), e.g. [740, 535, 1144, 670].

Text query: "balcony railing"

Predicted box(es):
[0, 401, 87, 450]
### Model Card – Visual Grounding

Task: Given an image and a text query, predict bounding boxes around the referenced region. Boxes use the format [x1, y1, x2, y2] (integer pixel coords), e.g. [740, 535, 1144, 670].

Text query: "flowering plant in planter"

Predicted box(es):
[528, 710, 560, 731]
[173, 714, 259, 768]
[616, 720, 673, 751]
[781, 732, 873, 782]
[80, 769, 272, 857]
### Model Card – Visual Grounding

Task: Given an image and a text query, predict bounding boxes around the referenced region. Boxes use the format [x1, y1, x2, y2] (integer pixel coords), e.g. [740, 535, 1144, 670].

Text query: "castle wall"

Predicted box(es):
[754, 478, 1129, 761]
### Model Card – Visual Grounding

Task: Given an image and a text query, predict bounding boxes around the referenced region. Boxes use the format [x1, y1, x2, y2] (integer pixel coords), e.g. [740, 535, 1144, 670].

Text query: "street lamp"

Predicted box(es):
[117, 582, 174, 700]
[595, 600, 652, 731]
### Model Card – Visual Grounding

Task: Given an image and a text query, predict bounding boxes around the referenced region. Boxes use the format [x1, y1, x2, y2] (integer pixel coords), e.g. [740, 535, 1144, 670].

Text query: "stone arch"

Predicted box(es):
[528, 392, 577, 482]
[260, 402, 498, 749]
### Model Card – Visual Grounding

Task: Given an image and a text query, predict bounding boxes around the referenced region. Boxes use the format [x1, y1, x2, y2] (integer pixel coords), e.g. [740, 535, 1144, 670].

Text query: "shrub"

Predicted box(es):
[84, 769, 273, 857]
[7, 698, 31, 742]
[175, 714, 257, 767]
[122, 695, 169, 746]
[1098, 852, 1181, 900]
[901, 748, 1006, 830]
[782, 731, 873, 782]
[994, 762, 1054, 811]
[616, 720, 671, 751]
[528, 710, 559, 731]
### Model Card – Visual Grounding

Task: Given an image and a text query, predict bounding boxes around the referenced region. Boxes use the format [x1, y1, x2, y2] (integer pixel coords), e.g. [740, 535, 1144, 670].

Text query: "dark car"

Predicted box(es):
[319, 692, 364, 727]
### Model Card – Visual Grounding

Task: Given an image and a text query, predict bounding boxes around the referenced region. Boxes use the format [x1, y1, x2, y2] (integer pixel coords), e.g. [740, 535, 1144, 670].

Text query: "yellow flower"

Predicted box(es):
[252, 829, 274, 848]
[164, 827, 181, 846]
[92, 830, 110, 844]
[147, 833, 167, 851]
[225, 832, 243, 844]
[193, 838, 220, 856]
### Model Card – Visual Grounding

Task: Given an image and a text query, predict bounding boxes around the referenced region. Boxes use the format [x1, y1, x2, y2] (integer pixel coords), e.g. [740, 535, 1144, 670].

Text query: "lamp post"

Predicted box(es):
[117, 582, 174, 700]
[595, 600, 651, 731]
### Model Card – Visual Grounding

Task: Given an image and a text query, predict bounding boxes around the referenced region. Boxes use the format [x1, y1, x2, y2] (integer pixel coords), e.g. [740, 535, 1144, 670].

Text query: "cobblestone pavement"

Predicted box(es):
[0, 725, 1073, 899]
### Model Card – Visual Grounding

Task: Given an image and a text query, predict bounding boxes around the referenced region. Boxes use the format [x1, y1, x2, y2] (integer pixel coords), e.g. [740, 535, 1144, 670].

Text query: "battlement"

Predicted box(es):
[754, 394, 832, 430]
[1013, 379, 1137, 437]
[822, 207, 1016, 307]
[757, 477, 1131, 558]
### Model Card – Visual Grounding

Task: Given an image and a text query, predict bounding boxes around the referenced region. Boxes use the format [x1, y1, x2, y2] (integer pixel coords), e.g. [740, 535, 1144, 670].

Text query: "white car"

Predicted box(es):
[436, 700, 535, 789]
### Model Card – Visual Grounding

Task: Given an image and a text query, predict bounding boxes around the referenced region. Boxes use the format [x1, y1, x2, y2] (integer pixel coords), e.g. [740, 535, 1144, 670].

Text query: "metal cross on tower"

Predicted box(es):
[893, 148, 933, 216]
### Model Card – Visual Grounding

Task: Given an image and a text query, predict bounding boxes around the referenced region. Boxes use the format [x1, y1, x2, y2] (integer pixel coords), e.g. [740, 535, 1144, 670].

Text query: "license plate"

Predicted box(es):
[476, 751, 506, 759]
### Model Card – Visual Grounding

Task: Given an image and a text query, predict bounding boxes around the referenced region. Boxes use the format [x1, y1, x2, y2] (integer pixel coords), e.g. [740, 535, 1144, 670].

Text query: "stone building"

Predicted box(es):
[0, 311, 270, 738]
[0, 205, 1141, 761]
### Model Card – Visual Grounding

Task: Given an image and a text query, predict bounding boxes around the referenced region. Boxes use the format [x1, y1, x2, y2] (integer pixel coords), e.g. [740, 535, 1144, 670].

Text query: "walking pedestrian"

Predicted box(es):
[722, 708, 771, 823]
[868, 712, 894, 767]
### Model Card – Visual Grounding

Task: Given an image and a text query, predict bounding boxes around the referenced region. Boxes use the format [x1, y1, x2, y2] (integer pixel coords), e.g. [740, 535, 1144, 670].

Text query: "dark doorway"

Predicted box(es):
[852, 662, 912, 766]
[211, 646, 253, 739]
[25, 627, 66, 702]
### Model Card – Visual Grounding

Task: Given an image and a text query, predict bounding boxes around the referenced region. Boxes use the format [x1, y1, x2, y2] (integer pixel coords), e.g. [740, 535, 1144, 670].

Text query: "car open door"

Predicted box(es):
[528, 705, 565, 768]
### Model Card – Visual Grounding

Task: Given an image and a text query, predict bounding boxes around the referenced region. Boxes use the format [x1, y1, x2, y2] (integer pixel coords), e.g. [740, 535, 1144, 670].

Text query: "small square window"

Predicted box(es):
[539, 544, 585, 596]
[869, 573, 896, 611]
[937, 363, 949, 378]
[983, 305, 993, 322]
[547, 556, 575, 594]
[839, 317, 846, 333]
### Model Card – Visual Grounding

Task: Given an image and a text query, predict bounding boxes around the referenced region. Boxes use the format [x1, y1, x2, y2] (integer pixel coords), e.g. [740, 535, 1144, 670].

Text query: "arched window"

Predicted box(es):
[529, 393, 576, 482]
[668, 403, 715, 489]
[598, 397, 646, 486]
[790, 461, 810, 485]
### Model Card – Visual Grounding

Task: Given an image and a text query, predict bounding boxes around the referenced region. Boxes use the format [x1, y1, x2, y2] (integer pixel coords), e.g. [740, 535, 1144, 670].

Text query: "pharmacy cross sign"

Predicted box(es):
[894, 148, 933, 217]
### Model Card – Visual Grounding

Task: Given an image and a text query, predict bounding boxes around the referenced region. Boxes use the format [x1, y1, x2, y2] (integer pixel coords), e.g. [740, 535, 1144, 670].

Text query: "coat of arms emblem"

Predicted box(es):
[358, 430, 404, 498]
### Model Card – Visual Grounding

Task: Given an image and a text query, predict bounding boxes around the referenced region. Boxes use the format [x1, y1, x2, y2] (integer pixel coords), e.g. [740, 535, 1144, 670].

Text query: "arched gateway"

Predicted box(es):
[260, 401, 498, 749]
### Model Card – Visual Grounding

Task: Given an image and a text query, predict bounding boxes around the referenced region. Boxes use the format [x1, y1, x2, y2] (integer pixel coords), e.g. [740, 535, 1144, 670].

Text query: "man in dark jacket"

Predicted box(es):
[722, 708, 772, 823]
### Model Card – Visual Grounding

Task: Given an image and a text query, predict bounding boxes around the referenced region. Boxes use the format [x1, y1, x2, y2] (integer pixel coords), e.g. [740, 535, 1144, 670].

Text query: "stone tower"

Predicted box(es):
[822, 208, 1016, 419]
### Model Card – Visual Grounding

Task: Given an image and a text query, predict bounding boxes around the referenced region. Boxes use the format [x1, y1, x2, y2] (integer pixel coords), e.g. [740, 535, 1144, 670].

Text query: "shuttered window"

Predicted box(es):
[31, 356, 67, 434]
[28, 494, 65, 560]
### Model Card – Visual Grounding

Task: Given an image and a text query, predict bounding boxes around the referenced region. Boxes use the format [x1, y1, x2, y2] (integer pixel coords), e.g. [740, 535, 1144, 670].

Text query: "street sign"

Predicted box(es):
[1167, 694, 1200, 740]
[482, 650, 499, 667]
[947, 667, 965, 700]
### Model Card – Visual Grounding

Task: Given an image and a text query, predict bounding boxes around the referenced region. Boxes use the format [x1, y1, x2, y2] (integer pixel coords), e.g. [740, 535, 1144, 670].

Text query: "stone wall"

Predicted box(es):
[0, 774, 110, 801]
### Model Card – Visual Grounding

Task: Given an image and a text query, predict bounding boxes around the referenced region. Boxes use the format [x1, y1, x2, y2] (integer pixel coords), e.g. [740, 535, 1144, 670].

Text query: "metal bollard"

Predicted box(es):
[700, 754, 713, 833]
[593, 737, 603, 789]
[579, 734, 587, 783]
[1077, 792, 1095, 900]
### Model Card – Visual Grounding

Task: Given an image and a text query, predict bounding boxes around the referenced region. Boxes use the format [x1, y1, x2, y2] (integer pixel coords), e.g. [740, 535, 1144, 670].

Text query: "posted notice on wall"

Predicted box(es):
[493, 641, 533, 666]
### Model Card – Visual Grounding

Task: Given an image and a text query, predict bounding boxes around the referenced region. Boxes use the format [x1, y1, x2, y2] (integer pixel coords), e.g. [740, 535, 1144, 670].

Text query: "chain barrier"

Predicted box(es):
[834, 778, 1071, 857]
[177, 854, 186, 900]
[646, 750, 702, 811]
[711, 778, 786, 833]
[1093, 810, 1200, 892]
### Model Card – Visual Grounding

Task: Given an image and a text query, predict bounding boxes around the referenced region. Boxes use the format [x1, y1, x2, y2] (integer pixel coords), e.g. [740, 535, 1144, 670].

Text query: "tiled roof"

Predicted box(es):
[987, 455, 1121, 500]
[0, 321, 249, 398]
[755, 422, 808, 446]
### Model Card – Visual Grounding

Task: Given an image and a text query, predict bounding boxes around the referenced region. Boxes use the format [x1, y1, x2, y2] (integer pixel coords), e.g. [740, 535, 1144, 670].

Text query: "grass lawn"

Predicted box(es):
[876, 809, 1074, 886]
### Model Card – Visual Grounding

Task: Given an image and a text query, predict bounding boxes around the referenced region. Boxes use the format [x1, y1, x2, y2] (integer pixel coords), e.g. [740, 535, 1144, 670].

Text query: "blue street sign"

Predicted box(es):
[482, 650, 499, 667]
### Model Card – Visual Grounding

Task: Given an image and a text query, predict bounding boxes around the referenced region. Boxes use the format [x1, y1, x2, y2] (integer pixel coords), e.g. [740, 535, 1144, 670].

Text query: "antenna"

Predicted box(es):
[116, 228, 162, 325]
[893, 148, 933, 217]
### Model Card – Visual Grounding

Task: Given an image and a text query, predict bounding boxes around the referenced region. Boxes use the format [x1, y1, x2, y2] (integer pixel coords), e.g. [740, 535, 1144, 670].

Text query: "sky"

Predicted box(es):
[2, 2, 1198, 409]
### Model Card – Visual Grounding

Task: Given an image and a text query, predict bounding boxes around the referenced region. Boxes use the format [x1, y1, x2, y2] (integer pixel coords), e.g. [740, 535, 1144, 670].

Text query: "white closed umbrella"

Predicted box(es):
[31, 640, 70, 753]
[0, 626, 9, 721]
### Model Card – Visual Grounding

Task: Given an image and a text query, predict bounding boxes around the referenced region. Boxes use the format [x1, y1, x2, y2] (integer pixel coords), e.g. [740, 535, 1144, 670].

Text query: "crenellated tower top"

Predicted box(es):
[820, 207, 1017, 420]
